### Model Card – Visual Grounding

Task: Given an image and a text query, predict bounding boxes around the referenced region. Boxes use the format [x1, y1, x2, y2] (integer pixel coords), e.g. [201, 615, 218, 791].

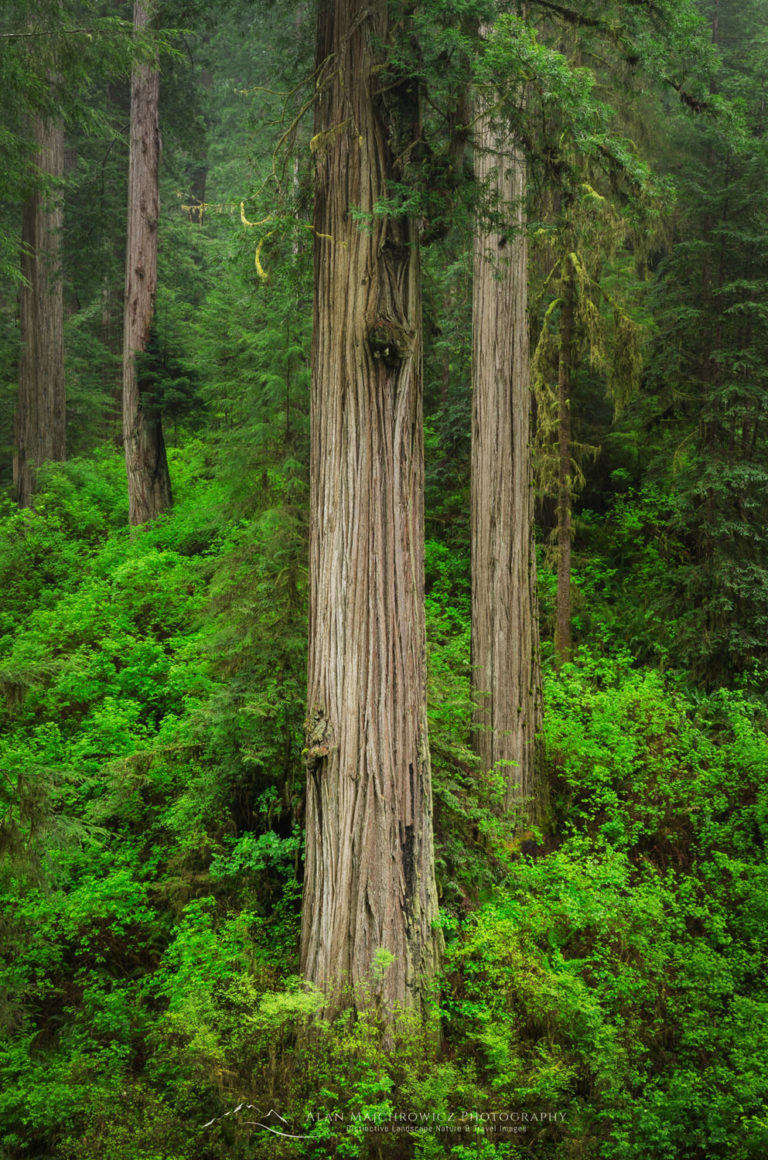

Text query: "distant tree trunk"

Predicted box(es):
[98, 81, 130, 438]
[186, 51, 211, 226]
[471, 97, 543, 821]
[301, 0, 441, 1021]
[14, 117, 66, 507]
[554, 263, 574, 665]
[122, 0, 171, 525]
[187, 158, 208, 226]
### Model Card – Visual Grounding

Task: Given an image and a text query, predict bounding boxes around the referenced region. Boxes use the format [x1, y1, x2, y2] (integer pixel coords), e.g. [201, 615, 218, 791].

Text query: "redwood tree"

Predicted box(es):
[122, 0, 171, 525]
[14, 116, 66, 507]
[301, 0, 441, 1018]
[554, 256, 575, 666]
[470, 97, 543, 821]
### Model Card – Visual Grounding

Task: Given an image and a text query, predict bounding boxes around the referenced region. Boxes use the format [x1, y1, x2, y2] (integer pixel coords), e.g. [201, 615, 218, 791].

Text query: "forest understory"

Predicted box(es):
[1, 1, 768, 1158]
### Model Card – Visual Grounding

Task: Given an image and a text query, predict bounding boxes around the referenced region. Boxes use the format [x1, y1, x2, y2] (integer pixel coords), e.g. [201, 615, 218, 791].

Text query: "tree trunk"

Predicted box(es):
[470, 98, 543, 821]
[554, 264, 574, 665]
[301, 0, 441, 1021]
[98, 80, 130, 440]
[186, 52, 212, 226]
[14, 116, 66, 507]
[122, 0, 171, 525]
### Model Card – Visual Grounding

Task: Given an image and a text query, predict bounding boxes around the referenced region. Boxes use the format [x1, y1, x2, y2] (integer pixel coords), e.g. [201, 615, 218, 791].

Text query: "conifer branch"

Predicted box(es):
[529, 0, 603, 29]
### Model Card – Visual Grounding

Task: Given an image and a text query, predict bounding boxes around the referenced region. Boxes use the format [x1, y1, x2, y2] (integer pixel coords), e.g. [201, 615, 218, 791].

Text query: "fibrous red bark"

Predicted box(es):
[122, 0, 171, 525]
[14, 117, 66, 507]
[554, 264, 575, 666]
[301, 0, 441, 1019]
[471, 97, 543, 820]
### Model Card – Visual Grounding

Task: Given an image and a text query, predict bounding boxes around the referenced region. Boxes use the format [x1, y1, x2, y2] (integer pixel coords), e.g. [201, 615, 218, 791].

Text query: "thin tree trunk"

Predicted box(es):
[14, 117, 65, 507]
[122, 0, 171, 525]
[301, 0, 441, 1021]
[471, 97, 543, 821]
[554, 264, 574, 665]
[186, 54, 211, 226]
[98, 80, 130, 439]
[187, 160, 208, 225]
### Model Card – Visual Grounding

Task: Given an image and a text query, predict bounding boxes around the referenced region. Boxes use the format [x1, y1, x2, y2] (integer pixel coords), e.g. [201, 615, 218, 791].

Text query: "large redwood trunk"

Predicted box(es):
[122, 0, 171, 525]
[14, 117, 66, 507]
[554, 265, 575, 665]
[470, 98, 543, 821]
[301, 0, 441, 1019]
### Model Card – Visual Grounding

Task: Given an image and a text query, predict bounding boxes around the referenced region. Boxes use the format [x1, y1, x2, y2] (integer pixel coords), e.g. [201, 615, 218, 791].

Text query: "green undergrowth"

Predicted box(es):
[0, 450, 766, 1159]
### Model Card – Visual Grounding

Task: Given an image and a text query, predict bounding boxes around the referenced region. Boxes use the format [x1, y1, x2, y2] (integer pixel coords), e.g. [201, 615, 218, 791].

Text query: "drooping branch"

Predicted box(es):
[529, 0, 603, 29]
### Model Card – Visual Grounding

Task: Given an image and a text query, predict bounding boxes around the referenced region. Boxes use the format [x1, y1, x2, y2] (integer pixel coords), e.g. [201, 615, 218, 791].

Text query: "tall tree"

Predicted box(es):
[122, 0, 172, 525]
[553, 253, 575, 664]
[0, 2, 156, 480]
[471, 69, 543, 821]
[535, 223, 644, 667]
[301, 0, 441, 1018]
[645, 0, 768, 686]
[14, 115, 66, 507]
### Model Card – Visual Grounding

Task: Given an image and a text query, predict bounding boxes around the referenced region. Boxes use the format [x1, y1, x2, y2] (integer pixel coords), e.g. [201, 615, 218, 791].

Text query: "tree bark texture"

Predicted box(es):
[470, 99, 543, 821]
[301, 0, 441, 1019]
[14, 117, 66, 508]
[554, 265, 574, 666]
[122, 0, 172, 525]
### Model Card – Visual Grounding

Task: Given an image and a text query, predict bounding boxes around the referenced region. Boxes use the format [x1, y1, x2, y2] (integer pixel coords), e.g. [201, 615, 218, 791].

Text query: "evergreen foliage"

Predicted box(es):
[1, 0, 767, 1156]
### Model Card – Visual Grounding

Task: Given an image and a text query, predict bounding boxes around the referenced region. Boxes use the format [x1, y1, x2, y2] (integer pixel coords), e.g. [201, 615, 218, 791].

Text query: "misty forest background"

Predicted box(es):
[2, 0, 768, 1157]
